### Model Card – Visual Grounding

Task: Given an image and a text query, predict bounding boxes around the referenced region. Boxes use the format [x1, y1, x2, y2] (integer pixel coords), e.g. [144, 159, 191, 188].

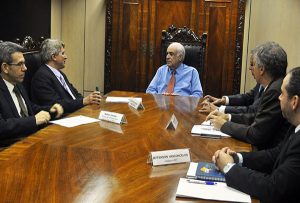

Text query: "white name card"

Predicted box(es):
[128, 98, 144, 110]
[149, 148, 191, 166]
[99, 110, 127, 124]
[165, 114, 178, 130]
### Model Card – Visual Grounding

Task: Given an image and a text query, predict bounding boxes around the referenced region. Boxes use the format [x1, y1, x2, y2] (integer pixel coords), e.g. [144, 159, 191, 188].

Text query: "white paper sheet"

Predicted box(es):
[50, 115, 100, 128]
[176, 178, 251, 203]
[106, 97, 142, 103]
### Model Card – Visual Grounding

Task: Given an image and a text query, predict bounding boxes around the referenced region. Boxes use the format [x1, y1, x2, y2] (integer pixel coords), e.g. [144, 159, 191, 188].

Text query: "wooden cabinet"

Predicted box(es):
[105, 0, 246, 96]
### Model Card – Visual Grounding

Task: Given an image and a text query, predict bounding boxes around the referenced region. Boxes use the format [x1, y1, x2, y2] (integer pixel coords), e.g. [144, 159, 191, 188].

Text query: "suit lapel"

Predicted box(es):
[0, 77, 21, 117]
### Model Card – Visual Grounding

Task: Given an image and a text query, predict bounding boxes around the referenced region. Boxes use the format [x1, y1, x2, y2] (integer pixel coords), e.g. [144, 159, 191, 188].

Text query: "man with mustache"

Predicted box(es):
[0, 41, 63, 148]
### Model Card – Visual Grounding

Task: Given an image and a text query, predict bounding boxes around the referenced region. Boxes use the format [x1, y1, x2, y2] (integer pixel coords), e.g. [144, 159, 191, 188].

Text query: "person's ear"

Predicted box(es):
[1, 63, 9, 74]
[292, 95, 299, 110]
[51, 54, 57, 61]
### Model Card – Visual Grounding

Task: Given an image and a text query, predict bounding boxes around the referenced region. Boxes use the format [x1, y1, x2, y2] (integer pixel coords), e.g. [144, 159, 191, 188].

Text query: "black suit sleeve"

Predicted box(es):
[220, 86, 284, 147]
[227, 84, 259, 106]
[0, 114, 38, 139]
[225, 132, 300, 203]
[31, 67, 84, 113]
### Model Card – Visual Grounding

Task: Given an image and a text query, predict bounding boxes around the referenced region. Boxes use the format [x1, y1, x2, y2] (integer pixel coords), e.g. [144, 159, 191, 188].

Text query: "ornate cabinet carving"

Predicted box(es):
[105, 0, 247, 96]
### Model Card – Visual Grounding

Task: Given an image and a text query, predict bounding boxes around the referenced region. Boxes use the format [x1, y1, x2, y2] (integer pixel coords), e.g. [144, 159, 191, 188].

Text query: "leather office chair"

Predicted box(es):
[16, 36, 44, 99]
[160, 25, 207, 81]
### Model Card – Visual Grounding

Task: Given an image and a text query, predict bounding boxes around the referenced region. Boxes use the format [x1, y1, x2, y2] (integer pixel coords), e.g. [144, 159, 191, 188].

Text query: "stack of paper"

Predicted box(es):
[191, 121, 230, 138]
[176, 178, 251, 203]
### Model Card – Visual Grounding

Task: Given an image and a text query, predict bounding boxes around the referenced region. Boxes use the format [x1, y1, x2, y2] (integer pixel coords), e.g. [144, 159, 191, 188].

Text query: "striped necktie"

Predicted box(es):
[13, 86, 29, 117]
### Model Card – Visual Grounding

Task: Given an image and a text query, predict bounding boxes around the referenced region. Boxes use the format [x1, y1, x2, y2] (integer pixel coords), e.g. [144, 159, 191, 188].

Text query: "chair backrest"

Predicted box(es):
[23, 50, 42, 99]
[160, 25, 207, 80]
[18, 36, 44, 99]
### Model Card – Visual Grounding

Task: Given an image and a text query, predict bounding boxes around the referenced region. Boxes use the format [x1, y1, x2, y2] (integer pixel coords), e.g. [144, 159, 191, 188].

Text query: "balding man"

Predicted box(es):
[146, 42, 203, 97]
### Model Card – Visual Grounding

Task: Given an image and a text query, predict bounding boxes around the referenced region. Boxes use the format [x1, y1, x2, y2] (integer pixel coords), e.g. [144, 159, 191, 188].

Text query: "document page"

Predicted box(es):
[50, 115, 100, 128]
[191, 121, 230, 137]
[106, 97, 142, 103]
[176, 178, 251, 203]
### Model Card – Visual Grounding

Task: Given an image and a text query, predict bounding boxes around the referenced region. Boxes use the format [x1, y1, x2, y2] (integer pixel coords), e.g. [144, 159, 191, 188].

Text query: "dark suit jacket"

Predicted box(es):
[225, 127, 300, 203]
[0, 77, 49, 146]
[221, 78, 290, 150]
[225, 83, 262, 114]
[31, 64, 84, 113]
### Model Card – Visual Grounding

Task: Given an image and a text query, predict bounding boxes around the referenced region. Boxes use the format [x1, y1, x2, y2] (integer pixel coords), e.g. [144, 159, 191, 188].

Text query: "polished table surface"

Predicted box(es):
[0, 91, 258, 203]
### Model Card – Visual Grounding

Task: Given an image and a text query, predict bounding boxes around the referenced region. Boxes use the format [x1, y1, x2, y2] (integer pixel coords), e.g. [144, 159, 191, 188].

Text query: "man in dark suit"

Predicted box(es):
[31, 39, 101, 113]
[0, 42, 63, 147]
[200, 49, 262, 114]
[212, 67, 300, 203]
[207, 42, 290, 150]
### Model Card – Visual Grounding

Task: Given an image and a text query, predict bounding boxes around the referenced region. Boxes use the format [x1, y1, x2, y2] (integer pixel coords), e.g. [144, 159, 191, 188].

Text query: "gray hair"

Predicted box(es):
[40, 39, 65, 63]
[169, 42, 186, 62]
[0, 41, 24, 71]
[253, 41, 287, 79]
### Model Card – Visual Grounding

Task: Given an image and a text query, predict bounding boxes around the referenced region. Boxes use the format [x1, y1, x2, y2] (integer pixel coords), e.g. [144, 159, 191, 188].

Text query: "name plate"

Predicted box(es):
[99, 110, 127, 124]
[128, 98, 144, 110]
[165, 114, 178, 130]
[148, 148, 191, 166]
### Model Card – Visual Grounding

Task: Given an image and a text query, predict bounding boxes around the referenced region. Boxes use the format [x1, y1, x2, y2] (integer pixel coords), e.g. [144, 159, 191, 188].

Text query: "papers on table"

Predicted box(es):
[50, 115, 99, 128]
[191, 121, 230, 138]
[106, 96, 142, 103]
[176, 178, 251, 203]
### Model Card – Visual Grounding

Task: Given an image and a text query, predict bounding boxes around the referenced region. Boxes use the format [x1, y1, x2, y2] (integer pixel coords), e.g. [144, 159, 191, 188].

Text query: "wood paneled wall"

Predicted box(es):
[105, 0, 247, 96]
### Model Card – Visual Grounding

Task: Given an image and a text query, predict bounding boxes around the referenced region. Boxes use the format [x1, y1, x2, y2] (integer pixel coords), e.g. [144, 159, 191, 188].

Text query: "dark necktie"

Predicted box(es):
[13, 86, 29, 117]
[258, 85, 264, 98]
[166, 69, 176, 94]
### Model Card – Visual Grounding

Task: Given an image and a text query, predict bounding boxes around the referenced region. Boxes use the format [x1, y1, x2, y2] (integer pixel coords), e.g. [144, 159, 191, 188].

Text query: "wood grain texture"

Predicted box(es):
[0, 91, 258, 203]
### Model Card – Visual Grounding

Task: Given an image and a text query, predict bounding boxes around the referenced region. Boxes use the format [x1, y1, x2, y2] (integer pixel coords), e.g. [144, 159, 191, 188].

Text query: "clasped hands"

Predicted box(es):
[35, 103, 64, 125]
[212, 147, 236, 173]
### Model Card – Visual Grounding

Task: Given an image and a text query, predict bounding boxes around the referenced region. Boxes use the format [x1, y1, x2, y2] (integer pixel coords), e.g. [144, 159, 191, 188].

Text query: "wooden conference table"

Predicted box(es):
[0, 91, 258, 203]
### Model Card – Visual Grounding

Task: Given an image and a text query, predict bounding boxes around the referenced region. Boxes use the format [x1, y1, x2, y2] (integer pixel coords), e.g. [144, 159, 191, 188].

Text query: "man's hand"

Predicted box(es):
[199, 100, 218, 113]
[50, 103, 64, 118]
[206, 110, 229, 130]
[203, 95, 226, 105]
[212, 147, 234, 172]
[35, 111, 51, 125]
[83, 91, 102, 105]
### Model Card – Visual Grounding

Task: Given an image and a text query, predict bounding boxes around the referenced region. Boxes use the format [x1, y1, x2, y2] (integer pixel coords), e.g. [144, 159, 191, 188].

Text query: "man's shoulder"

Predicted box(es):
[182, 64, 198, 72]
[267, 77, 284, 91]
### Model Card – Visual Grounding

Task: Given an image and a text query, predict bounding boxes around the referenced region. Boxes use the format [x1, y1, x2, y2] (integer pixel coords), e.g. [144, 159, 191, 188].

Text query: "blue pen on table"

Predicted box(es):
[187, 179, 217, 185]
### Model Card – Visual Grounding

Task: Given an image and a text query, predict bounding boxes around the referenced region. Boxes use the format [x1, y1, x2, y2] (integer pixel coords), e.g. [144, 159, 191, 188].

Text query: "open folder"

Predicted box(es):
[176, 178, 251, 203]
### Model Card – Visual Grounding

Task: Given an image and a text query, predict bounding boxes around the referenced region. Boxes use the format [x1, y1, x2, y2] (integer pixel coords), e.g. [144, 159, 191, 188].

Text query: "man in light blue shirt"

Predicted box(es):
[146, 42, 203, 97]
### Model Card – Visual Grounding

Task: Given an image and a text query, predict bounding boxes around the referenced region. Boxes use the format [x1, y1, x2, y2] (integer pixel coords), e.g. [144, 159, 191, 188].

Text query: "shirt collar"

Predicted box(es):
[46, 64, 63, 78]
[168, 63, 183, 74]
[295, 124, 300, 133]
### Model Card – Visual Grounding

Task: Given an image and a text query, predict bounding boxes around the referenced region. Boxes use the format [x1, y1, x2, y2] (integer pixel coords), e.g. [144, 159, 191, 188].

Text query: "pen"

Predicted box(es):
[96, 86, 99, 91]
[187, 179, 217, 185]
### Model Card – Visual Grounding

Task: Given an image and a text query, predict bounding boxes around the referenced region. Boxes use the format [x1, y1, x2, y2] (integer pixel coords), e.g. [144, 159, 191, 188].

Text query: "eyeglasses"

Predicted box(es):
[7, 62, 26, 67]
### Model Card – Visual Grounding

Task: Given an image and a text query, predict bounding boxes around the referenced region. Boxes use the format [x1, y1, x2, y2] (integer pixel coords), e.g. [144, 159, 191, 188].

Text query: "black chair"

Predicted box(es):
[160, 25, 207, 81]
[16, 36, 44, 99]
